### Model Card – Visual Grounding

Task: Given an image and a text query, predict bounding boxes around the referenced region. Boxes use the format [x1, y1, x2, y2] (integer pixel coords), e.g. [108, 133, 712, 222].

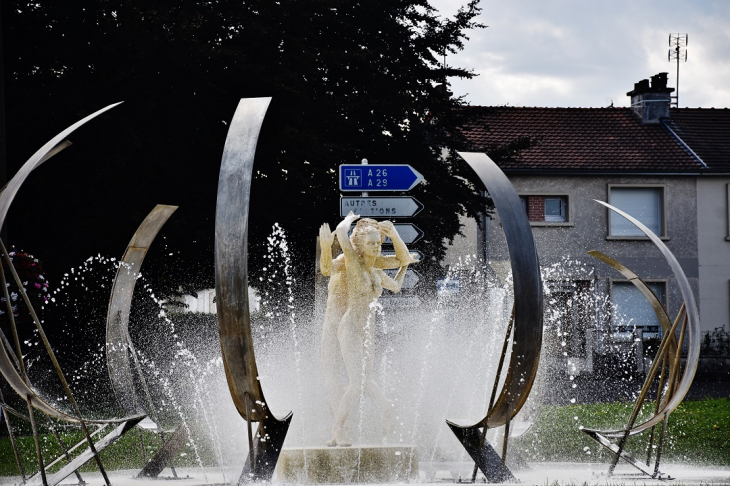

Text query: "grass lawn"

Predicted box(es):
[512, 397, 730, 466]
[1, 398, 728, 477]
[0, 425, 207, 477]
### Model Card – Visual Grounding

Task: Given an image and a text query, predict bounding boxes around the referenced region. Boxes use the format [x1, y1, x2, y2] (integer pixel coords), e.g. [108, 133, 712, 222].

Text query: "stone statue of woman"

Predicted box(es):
[318, 212, 416, 446]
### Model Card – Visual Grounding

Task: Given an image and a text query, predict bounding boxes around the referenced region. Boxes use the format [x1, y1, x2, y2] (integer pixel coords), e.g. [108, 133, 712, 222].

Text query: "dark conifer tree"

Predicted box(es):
[2, 1, 492, 322]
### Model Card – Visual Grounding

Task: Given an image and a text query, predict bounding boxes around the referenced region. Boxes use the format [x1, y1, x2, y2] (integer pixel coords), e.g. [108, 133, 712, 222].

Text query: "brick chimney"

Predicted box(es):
[626, 73, 674, 124]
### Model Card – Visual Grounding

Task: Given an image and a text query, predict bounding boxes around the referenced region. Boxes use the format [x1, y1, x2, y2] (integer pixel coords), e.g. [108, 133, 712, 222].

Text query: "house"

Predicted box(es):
[663, 108, 730, 350]
[450, 73, 730, 374]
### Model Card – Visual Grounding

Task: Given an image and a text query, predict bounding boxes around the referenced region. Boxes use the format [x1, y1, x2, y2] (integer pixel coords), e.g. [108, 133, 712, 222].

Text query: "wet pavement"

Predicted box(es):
[1, 463, 728, 486]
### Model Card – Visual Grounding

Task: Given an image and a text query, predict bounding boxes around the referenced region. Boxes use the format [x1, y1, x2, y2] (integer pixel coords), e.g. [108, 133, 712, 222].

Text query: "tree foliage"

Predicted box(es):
[3, 0, 490, 322]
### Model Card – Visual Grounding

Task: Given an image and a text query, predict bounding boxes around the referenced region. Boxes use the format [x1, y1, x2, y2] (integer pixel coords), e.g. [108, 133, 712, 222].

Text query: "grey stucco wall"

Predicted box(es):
[697, 178, 730, 333]
[442, 214, 480, 267]
[482, 175, 700, 335]
[440, 174, 711, 337]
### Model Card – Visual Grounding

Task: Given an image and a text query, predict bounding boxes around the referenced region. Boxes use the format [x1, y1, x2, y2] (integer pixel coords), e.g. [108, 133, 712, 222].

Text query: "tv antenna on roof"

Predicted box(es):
[668, 33, 688, 107]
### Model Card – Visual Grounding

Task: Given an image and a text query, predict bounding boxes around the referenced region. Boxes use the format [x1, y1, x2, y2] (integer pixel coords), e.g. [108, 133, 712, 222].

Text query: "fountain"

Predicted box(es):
[0, 98, 710, 486]
[209, 101, 544, 483]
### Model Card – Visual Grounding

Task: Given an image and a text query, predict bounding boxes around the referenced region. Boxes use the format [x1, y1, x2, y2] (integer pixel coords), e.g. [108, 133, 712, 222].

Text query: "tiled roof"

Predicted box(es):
[666, 108, 730, 172]
[458, 107, 704, 173]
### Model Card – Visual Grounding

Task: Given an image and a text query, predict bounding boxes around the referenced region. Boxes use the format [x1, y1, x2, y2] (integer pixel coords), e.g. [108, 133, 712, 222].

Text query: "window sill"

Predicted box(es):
[726, 237, 730, 242]
[606, 235, 670, 241]
[529, 221, 574, 227]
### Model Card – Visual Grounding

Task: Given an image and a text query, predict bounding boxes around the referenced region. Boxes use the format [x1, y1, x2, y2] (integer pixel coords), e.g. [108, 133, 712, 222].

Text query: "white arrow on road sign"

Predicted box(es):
[384, 224, 423, 245]
[379, 295, 423, 308]
[384, 268, 420, 289]
[340, 196, 423, 218]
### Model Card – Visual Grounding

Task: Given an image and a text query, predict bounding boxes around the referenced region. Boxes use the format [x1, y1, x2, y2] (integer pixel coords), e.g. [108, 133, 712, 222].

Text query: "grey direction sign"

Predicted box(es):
[384, 224, 424, 245]
[384, 268, 420, 289]
[340, 196, 423, 218]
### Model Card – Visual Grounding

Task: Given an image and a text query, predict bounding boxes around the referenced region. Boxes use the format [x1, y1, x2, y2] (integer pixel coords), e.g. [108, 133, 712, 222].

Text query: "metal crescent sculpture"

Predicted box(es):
[581, 200, 700, 479]
[0, 317, 85, 423]
[215, 98, 292, 482]
[0, 103, 120, 227]
[106, 204, 178, 417]
[105, 205, 189, 479]
[447, 152, 543, 482]
[586, 250, 680, 411]
[0, 101, 137, 423]
[0, 103, 145, 486]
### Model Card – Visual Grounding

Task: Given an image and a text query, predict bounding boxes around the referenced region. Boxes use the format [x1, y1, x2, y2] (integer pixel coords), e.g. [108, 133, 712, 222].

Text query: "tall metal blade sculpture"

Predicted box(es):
[215, 98, 292, 483]
[105, 204, 189, 478]
[107, 204, 178, 414]
[0, 103, 145, 486]
[581, 200, 700, 479]
[448, 152, 543, 483]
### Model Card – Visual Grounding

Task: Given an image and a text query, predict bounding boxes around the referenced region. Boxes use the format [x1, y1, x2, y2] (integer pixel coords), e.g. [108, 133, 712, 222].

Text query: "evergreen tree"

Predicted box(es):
[2, 1, 490, 321]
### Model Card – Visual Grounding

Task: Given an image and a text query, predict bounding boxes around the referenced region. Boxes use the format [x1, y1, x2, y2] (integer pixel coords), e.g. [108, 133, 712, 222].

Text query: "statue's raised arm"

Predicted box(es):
[334, 212, 361, 265]
[375, 221, 419, 269]
[319, 223, 336, 277]
[379, 265, 408, 293]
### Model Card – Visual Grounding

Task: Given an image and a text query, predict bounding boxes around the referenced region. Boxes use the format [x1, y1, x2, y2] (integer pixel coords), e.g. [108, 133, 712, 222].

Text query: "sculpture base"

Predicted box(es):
[275, 445, 418, 484]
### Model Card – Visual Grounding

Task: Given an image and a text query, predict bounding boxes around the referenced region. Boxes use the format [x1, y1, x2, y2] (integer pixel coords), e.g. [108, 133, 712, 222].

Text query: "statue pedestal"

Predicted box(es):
[275, 445, 418, 483]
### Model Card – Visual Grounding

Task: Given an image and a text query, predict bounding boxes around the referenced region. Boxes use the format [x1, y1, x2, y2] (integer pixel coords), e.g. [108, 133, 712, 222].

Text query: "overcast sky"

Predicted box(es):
[431, 0, 730, 108]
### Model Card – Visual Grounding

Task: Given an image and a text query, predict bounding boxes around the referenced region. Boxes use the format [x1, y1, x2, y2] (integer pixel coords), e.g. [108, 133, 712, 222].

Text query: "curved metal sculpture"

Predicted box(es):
[106, 204, 178, 416]
[0, 316, 89, 423]
[215, 98, 292, 482]
[586, 250, 680, 411]
[0, 103, 145, 486]
[582, 200, 700, 479]
[447, 152, 543, 482]
[0, 101, 131, 422]
[105, 204, 188, 478]
[0, 104, 120, 226]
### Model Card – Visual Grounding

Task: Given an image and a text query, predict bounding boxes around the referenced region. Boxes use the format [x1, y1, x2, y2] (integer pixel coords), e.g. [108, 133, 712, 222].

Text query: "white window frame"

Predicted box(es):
[519, 193, 573, 227]
[607, 184, 668, 240]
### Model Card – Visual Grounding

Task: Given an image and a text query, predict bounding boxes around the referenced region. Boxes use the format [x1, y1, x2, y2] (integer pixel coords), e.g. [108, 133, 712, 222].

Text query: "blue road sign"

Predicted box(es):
[339, 164, 424, 192]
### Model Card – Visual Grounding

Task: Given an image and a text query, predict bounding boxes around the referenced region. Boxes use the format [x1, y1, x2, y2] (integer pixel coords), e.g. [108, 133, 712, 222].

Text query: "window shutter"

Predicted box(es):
[610, 187, 662, 236]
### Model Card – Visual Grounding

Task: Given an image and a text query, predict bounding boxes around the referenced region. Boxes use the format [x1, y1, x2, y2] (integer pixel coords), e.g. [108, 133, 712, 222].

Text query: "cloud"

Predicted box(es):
[432, 0, 730, 107]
